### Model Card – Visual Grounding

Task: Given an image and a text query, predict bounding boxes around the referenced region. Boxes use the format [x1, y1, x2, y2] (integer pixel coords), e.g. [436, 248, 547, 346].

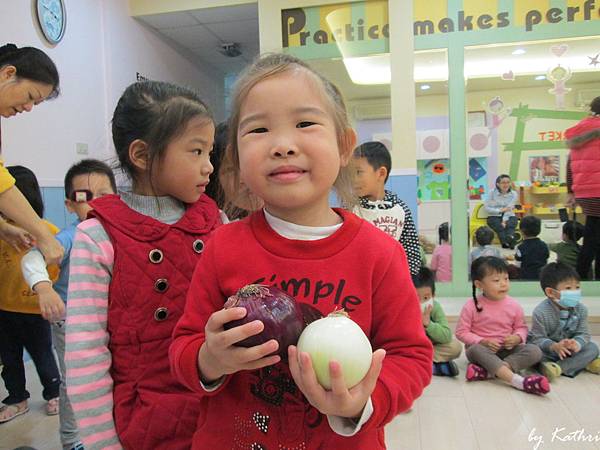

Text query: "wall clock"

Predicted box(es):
[36, 0, 66, 45]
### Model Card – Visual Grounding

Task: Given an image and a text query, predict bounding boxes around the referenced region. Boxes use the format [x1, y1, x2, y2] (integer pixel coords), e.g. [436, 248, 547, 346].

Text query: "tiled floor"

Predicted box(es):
[1, 343, 599, 450]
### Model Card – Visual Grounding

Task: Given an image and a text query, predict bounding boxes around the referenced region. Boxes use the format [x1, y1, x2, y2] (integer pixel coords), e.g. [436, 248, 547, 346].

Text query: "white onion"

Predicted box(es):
[296, 312, 372, 389]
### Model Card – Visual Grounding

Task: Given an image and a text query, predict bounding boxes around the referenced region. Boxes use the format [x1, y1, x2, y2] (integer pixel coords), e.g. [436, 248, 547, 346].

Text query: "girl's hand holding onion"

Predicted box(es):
[197, 307, 282, 383]
[287, 345, 386, 419]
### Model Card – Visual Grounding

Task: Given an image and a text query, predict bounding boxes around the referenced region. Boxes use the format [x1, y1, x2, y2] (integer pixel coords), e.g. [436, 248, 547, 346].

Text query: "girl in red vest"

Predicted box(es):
[170, 54, 432, 450]
[65, 81, 222, 449]
[565, 96, 600, 279]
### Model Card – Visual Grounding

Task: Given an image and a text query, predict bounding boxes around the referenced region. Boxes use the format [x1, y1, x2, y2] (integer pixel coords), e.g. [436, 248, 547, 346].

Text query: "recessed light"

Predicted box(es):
[512, 48, 527, 55]
[420, 84, 431, 90]
[535, 75, 546, 80]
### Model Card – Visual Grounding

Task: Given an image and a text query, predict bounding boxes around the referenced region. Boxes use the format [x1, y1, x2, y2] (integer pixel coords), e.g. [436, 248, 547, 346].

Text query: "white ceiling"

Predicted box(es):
[137, 7, 599, 102]
[137, 3, 260, 76]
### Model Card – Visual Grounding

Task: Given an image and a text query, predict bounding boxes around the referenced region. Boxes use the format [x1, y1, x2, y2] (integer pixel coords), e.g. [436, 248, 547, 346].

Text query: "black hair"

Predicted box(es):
[0, 44, 60, 99]
[591, 96, 600, 115]
[411, 266, 436, 295]
[520, 215, 541, 238]
[438, 222, 449, 244]
[495, 174, 511, 192]
[7, 165, 44, 217]
[470, 256, 509, 312]
[353, 141, 391, 183]
[204, 121, 227, 209]
[475, 226, 494, 246]
[562, 220, 584, 243]
[540, 262, 580, 291]
[64, 159, 117, 199]
[111, 80, 212, 186]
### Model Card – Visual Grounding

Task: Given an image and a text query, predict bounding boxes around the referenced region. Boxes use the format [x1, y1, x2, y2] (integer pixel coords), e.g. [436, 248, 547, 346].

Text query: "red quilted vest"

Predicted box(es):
[89, 194, 221, 450]
[566, 116, 600, 199]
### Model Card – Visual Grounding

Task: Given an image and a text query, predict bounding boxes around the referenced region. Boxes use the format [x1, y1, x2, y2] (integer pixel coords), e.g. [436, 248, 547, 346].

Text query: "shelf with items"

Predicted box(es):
[531, 205, 582, 215]
[530, 185, 567, 194]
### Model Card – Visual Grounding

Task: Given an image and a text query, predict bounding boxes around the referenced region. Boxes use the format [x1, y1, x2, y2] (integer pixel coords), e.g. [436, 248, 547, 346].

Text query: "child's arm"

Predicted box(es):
[430, 247, 439, 271]
[528, 307, 555, 352]
[424, 302, 453, 344]
[397, 202, 421, 275]
[0, 185, 63, 264]
[511, 303, 529, 345]
[332, 244, 432, 431]
[455, 302, 484, 345]
[570, 306, 591, 350]
[22, 249, 65, 321]
[64, 220, 122, 450]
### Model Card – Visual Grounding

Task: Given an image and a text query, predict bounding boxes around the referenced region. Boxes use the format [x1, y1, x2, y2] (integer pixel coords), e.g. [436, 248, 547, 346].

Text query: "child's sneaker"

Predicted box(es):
[466, 363, 489, 381]
[444, 361, 459, 377]
[69, 442, 85, 450]
[522, 375, 550, 395]
[433, 361, 460, 377]
[585, 358, 600, 374]
[540, 361, 562, 382]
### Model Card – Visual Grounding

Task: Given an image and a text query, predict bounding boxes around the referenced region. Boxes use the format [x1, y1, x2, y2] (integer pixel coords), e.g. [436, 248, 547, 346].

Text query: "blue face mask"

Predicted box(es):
[558, 289, 581, 308]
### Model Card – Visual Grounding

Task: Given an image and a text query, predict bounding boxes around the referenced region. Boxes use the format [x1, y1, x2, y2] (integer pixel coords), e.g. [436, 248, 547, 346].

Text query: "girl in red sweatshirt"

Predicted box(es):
[170, 53, 432, 450]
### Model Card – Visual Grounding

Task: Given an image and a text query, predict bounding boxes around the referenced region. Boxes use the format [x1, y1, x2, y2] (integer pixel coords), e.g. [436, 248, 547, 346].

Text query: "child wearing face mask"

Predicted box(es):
[528, 262, 600, 381]
[412, 267, 462, 377]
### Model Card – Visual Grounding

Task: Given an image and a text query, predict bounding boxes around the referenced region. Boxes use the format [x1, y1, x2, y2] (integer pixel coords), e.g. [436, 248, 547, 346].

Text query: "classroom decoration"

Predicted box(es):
[416, 129, 449, 160]
[468, 157, 488, 200]
[501, 70, 515, 81]
[529, 156, 560, 183]
[486, 96, 511, 135]
[589, 53, 600, 67]
[417, 158, 450, 201]
[503, 104, 586, 179]
[550, 43, 569, 57]
[547, 65, 572, 109]
[468, 127, 491, 157]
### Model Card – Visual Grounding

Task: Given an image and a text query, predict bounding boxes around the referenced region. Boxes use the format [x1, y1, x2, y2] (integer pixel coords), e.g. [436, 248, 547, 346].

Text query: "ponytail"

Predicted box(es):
[472, 283, 482, 312]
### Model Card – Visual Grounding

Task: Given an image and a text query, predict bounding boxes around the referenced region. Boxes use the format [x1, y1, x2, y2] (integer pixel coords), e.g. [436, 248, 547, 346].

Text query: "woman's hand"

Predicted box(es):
[36, 234, 64, 266]
[197, 307, 281, 383]
[288, 345, 386, 419]
[0, 221, 33, 252]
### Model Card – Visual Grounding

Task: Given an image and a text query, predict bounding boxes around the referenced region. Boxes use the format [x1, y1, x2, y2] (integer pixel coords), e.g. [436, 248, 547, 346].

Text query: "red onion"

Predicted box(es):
[223, 284, 322, 358]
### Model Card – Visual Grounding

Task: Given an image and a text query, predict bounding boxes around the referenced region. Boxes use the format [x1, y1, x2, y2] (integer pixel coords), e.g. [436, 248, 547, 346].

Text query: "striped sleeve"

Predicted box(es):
[65, 218, 123, 450]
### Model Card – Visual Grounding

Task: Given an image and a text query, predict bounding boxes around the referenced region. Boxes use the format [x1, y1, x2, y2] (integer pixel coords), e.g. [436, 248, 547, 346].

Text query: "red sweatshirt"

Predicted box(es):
[170, 209, 432, 450]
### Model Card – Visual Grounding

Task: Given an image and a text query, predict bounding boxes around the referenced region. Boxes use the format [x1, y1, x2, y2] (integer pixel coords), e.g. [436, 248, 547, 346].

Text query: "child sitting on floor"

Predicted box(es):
[528, 262, 600, 381]
[412, 267, 462, 377]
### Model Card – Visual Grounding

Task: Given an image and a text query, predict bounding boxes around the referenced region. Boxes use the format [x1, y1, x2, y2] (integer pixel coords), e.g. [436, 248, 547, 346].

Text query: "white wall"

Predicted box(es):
[0, 0, 224, 186]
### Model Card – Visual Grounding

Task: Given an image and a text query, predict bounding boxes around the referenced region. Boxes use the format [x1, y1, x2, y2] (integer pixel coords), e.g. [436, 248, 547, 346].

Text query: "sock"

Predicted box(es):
[432, 362, 442, 376]
[511, 373, 525, 390]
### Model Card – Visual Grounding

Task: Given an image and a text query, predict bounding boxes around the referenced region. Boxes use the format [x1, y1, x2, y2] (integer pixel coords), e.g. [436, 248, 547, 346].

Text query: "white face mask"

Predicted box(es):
[421, 299, 434, 312]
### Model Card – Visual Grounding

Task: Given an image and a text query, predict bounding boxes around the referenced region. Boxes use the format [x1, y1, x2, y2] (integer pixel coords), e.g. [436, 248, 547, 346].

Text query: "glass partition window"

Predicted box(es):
[415, 49, 452, 282]
[465, 37, 600, 280]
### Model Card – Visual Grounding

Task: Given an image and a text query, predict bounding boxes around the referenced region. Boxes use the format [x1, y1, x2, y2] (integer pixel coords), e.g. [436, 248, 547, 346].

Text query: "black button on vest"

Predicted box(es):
[154, 307, 168, 321]
[154, 278, 169, 293]
[193, 239, 204, 253]
[149, 249, 163, 264]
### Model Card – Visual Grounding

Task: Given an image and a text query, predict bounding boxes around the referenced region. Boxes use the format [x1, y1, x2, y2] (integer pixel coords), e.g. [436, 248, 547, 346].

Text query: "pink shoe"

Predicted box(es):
[522, 375, 550, 395]
[466, 363, 489, 381]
